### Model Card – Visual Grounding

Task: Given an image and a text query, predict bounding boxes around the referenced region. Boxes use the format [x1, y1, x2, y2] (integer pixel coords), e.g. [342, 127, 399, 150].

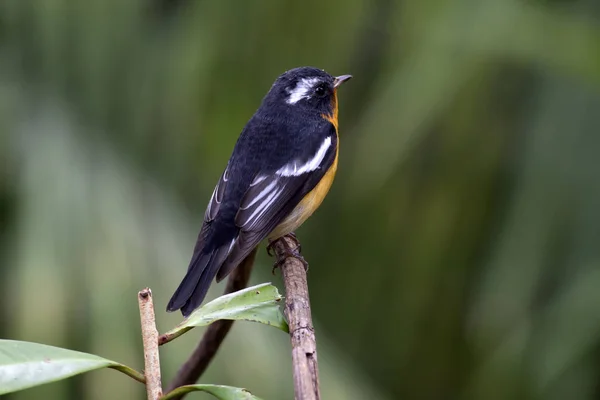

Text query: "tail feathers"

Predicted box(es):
[179, 259, 220, 317]
[166, 251, 211, 312]
[167, 244, 230, 317]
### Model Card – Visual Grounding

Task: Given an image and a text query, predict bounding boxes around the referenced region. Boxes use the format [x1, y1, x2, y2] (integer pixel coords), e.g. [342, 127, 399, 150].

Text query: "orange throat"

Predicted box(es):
[270, 91, 341, 240]
[323, 90, 339, 130]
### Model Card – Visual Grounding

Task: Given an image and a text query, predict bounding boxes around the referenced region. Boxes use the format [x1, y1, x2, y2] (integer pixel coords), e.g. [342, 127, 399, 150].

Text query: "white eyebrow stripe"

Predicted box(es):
[276, 136, 332, 177]
[287, 77, 320, 104]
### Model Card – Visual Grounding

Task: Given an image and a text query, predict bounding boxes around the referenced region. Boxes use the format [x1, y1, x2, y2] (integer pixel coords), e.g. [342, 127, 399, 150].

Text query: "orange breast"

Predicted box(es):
[268, 146, 339, 240]
[269, 91, 340, 240]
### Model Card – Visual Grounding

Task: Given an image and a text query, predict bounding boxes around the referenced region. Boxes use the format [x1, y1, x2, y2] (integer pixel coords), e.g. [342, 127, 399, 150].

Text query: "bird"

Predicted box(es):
[167, 66, 352, 317]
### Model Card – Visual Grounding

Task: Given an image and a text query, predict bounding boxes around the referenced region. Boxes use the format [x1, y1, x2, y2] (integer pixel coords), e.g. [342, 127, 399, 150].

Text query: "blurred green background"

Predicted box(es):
[1, 0, 600, 399]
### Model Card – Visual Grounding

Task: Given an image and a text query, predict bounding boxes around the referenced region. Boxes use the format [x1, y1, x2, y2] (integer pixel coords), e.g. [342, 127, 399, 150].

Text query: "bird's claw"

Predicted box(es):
[268, 233, 308, 273]
[286, 232, 302, 253]
[266, 240, 275, 257]
[271, 249, 309, 274]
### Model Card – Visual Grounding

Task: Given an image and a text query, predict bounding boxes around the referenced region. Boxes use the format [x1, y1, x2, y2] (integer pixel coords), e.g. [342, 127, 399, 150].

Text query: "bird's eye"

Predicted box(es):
[314, 84, 326, 97]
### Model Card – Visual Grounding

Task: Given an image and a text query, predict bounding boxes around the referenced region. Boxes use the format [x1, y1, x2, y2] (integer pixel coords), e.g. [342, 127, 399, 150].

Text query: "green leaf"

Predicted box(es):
[0, 340, 145, 395]
[161, 384, 264, 400]
[160, 283, 288, 344]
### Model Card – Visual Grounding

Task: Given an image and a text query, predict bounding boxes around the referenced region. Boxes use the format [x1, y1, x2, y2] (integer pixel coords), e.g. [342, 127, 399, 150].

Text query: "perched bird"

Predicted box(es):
[167, 67, 352, 316]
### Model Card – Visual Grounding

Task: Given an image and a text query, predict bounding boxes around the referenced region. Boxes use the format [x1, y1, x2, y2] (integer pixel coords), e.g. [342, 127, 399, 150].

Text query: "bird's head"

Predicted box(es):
[265, 67, 352, 123]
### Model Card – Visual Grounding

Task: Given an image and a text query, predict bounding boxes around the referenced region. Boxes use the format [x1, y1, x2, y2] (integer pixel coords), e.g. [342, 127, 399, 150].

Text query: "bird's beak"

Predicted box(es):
[334, 74, 352, 88]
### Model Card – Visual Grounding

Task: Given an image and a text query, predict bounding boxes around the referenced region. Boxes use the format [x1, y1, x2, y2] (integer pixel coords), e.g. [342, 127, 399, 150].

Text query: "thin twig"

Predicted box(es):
[273, 234, 321, 400]
[158, 326, 192, 346]
[138, 288, 163, 400]
[109, 364, 147, 384]
[165, 248, 257, 397]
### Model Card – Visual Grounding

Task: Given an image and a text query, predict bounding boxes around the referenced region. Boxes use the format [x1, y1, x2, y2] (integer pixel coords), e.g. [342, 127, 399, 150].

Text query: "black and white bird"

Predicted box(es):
[167, 67, 352, 316]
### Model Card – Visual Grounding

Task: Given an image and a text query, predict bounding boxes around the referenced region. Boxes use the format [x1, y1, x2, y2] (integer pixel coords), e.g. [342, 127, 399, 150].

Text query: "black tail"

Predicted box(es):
[167, 244, 230, 317]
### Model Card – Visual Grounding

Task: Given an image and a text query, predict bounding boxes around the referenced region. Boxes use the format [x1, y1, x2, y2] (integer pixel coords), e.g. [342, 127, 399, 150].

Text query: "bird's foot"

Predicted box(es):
[268, 233, 308, 274]
[271, 248, 309, 274]
[267, 232, 301, 256]
[286, 232, 302, 253]
[266, 240, 275, 257]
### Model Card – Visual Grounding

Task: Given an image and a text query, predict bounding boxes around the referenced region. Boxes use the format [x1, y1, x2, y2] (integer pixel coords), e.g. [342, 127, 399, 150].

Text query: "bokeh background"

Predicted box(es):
[1, 0, 600, 399]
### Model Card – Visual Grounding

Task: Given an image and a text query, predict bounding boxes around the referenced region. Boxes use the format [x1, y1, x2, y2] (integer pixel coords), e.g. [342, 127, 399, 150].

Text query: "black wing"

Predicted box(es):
[168, 121, 337, 316]
[215, 131, 337, 281]
[166, 165, 232, 315]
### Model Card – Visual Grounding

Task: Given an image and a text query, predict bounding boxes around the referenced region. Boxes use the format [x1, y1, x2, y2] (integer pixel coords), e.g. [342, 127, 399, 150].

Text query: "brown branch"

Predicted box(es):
[272, 234, 321, 400]
[165, 247, 257, 397]
[138, 288, 163, 400]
